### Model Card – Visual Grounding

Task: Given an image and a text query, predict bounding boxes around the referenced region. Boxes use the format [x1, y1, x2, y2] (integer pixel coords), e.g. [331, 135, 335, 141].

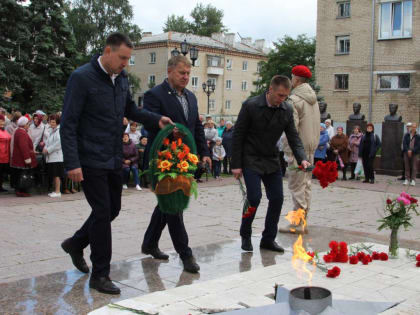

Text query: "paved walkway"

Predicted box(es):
[1, 173, 419, 284]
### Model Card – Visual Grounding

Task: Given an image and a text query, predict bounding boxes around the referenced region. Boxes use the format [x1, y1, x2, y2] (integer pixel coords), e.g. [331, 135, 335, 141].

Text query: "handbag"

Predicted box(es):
[35, 126, 46, 153]
[355, 158, 364, 176]
[18, 168, 35, 190]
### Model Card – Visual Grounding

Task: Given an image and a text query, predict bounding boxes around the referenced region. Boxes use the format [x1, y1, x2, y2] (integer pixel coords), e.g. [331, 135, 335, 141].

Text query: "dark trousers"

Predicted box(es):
[240, 168, 284, 242]
[223, 157, 232, 174]
[362, 156, 375, 181]
[349, 162, 357, 178]
[69, 167, 122, 278]
[0, 163, 8, 188]
[142, 206, 192, 260]
[212, 160, 221, 177]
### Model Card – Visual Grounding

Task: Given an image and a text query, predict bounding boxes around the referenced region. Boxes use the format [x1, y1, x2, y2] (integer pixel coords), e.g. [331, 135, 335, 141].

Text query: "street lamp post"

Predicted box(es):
[170, 39, 199, 66]
[202, 79, 216, 114]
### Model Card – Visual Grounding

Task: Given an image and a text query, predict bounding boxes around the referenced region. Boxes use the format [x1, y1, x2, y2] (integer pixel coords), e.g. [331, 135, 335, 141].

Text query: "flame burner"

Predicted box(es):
[289, 286, 332, 314]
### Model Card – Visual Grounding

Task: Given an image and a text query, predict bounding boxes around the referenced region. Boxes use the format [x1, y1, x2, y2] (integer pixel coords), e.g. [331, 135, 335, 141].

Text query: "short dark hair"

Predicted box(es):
[49, 114, 60, 125]
[270, 75, 291, 90]
[105, 33, 133, 50]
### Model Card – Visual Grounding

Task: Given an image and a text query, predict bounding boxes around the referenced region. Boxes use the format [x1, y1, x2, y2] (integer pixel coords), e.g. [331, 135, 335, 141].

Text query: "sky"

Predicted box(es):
[129, 0, 317, 47]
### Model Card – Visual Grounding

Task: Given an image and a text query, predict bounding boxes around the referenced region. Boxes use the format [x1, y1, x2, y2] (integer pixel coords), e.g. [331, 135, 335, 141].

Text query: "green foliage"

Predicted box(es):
[66, 0, 142, 63]
[163, 15, 191, 33]
[127, 72, 141, 95]
[162, 3, 227, 37]
[0, 0, 80, 113]
[378, 197, 419, 231]
[252, 34, 317, 96]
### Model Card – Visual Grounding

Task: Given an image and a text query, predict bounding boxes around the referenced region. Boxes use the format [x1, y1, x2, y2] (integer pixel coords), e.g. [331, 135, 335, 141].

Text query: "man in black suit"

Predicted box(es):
[231, 75, 309, 252]
[60, 33, 172, 295]
[141, 55, 211, 273]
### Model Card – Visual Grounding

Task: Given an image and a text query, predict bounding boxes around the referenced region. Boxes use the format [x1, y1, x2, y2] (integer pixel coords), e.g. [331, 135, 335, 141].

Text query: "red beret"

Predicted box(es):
[292, 65, 312, 79]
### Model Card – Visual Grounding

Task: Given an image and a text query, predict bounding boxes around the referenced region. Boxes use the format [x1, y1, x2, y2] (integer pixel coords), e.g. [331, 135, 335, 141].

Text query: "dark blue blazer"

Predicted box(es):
[143, 80, 209, 167]
[60, 54, 160, 171]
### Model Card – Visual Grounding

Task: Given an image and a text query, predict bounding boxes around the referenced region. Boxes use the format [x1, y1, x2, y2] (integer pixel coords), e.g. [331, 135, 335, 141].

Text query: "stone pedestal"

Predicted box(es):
[346, 120, 366, 136]
[379, 122, 404, 176]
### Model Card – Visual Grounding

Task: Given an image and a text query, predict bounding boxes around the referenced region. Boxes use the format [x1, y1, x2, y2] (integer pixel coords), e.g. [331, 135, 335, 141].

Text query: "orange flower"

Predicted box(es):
[178, 151, 187, 160]
[183, 145, 190, 155]
[158, 160, 172, 172]
[165, 152, 173, 159]
[163, 138, 170, 146]
[177, 160, 189, 172]
[187, 153, 199, 165]
[158, 152, 163, 157]
[177, 138, 182, 146]
[171, 141, 177, 151]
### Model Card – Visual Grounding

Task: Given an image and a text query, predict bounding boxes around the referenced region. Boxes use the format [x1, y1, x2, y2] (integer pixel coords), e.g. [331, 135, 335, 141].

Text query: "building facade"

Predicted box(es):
[316, 0, 420, 124]
[127, 32, 267, 121]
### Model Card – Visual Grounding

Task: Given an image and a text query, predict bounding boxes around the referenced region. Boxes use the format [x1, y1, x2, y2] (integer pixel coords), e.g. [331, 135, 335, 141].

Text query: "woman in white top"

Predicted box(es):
[43, 114, 64, 198]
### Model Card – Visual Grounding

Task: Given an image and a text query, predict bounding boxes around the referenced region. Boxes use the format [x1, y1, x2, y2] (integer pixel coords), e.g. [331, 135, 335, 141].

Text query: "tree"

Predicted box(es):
[66, 0, 142, 64]
[0, 0, 80, 113]
[252, 35, 316, 96]
[0, 0, 33, 111]
[162, 3, 227, 37]
[163, 15, 191, 33]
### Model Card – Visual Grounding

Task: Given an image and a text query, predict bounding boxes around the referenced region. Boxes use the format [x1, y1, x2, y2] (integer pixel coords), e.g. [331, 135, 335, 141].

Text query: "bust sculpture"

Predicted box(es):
[348, 103, 365, 121]
[384, 103, 402, 122]
[319, 101, 331, 123]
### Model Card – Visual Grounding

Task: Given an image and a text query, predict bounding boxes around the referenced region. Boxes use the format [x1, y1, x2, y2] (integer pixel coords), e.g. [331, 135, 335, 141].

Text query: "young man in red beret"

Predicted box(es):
[281, 65, 320, 234]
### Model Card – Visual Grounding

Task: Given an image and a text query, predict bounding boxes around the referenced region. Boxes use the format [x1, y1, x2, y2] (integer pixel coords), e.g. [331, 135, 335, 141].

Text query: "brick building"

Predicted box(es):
[127, 32, 267, 121]
[316, 0, 420, 125]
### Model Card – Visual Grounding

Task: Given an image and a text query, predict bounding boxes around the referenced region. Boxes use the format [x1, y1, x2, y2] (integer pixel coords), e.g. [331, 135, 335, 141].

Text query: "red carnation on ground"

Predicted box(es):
[416, 254, 420, 262]
[416, 261, 420, 267]
[307, 251, 315, 258]
[362, 256, 370, 265]
[349, 255, 359, 264]
[326, 266, 341, 278]
[380, 252, 388, 261]
[323, 254, 333, 263]
[372, 252, 380, 260]
[357, 252, 366, 260]
[329, 241, 339, 252]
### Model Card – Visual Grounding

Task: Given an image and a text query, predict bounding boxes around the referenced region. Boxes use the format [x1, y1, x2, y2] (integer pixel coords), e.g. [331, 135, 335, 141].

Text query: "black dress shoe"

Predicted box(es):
[241, 237, 253, 252]
[61, 238, 89, 273]
[89, 276, 121, 295]
[182, 256, 200, 273]
[141, 247, 169, 260]
[362, 179, 369, 183]
[260, 240, 285, 253]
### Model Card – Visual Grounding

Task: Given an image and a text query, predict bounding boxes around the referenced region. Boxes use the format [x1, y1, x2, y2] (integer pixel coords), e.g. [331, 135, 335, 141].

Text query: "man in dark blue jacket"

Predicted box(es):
[141, 55, 211, 273]
[60, 33, 172, 295]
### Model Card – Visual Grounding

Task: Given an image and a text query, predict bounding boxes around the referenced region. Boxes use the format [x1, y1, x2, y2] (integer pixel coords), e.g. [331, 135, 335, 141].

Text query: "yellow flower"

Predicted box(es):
[187, 153, 199, 165]
[177, 160, 189, 172]
[158, 160, 172, 172]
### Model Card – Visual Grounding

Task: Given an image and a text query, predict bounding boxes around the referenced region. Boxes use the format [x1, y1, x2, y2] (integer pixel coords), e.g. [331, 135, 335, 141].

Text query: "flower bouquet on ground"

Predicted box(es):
[147, 123, 199, 214]
[289, 160, 338, 188]
[378, 192, 419, 258]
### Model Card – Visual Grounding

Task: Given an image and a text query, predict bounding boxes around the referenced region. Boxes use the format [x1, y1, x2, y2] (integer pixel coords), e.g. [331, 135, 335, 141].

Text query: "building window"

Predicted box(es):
[129, 56, 135, 65]
[241, 81, 248, 91]
[191, 76, 198, 88]
[242, 61, 248, 71]
[209, 99, 215, 110]
[226, 80, 232, 90]
[225, 100, 231, 110]
[148, 75, 155, 85]
[226, 59, 232, 70]
[335, 74, 349, 90]
[149, 52, 156, 64]
[337, 1, 350, 18]
[257, 63, 262, 73]
[208, 78, 217, 87]
[378, 73, 410, 90]
[379, 0, 412, 39]
[336, 36, 350, 54]
[207, 55, 223, 67]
